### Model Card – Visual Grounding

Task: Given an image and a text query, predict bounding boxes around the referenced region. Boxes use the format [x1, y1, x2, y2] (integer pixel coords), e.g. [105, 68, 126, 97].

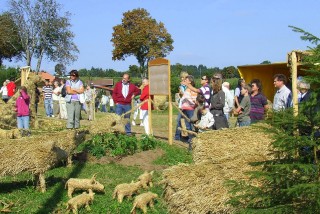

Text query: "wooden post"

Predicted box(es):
[20, 66, 31, 86]
[168, 61, 172, 145]
[148, 97, 153, 135]
[291, 51, 298, 116]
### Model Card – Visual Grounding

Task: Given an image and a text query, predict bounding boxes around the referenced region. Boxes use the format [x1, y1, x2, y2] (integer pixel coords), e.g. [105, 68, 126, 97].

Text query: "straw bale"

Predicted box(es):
[0, 136, 67, 176]
[162, 124, 274, 214]
[36, 118, 66, 131]
[89, 113, 125, 135]
[0, 128, 21, 139]
[154, 95, 167, 110]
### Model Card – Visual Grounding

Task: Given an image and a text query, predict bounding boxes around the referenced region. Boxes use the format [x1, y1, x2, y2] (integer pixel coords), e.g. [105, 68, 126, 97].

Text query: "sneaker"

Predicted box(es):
[51, 115, 55, 118]
[132, 121, 136, 126]
[140, 123, 144, 126]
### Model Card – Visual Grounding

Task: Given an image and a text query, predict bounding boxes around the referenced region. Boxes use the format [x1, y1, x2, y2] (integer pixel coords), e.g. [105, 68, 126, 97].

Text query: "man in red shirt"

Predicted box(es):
[112, 73, 140, 135]
[7, 78, 16, 100]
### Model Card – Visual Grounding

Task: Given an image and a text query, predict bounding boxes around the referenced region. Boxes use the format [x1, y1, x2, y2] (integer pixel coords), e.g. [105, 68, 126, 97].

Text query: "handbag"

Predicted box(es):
[64, 94, 72, 103]
[79, 93, 85, 104]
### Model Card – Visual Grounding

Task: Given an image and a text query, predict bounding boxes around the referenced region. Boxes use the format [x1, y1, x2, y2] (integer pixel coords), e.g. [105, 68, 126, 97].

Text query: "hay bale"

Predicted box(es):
[36, 118, 66, 131]
[154, 95, 167, 110]
[162, 124, 274, 214]
[89, 113, 125, 134]
[0, 128, 21, 139]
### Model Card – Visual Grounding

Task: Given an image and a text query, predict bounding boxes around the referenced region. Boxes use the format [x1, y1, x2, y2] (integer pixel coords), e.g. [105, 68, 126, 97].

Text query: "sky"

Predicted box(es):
[1, 0, 320, 74]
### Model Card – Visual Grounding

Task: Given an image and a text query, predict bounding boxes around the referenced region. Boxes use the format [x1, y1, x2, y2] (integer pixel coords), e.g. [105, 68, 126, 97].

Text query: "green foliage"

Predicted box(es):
[111, 8, 174, 76]
[154, 141, 193, 166]
[77, 133, 159, 158]
[0, 65, 20, 85]
[228, 27, 320, 213]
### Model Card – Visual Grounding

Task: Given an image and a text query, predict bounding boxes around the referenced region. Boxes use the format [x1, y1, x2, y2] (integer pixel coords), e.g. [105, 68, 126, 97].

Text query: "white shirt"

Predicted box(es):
[273, 85, 292, 111]
[101, 95, 109, 105]
[197, 110, 215, 132]
[222, 86, 234, 114]
[52, 87, 61, 101]
[0, 86, 8, 96]
[122, 82, 129, 98]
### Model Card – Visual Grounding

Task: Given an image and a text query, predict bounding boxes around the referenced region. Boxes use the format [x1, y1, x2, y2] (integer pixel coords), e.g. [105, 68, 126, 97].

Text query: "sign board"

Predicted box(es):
[148, 58, 170, 95]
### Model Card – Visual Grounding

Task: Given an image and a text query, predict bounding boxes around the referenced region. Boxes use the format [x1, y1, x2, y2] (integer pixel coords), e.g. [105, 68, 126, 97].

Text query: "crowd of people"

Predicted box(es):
[173, 72, 309, 149]
[0, 70, 312, 140]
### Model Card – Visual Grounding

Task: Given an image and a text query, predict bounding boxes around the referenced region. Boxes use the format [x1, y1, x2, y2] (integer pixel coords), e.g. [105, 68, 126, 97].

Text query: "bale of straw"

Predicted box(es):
[0, 137, 67, 176]
[162, 124, 274, 214]
[89, 113, 125, 135]
[154, 95, 168, 110]
[35, 118, 66, 131]
[0, 128, 21, 139]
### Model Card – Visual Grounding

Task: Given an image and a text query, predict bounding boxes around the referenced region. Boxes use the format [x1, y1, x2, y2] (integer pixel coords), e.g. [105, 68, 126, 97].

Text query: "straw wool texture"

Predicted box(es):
[162, 124, 274, 214]
[0, 128, 21, 139]
[89, 113, 125, 134]
[0, 128, 85, 176]
[0, 137, 67, 176]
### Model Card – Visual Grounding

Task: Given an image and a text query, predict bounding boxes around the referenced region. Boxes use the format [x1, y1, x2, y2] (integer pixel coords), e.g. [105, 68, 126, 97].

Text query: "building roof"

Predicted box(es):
[87, 79, 113, 87]
[38, 71, 55, 82]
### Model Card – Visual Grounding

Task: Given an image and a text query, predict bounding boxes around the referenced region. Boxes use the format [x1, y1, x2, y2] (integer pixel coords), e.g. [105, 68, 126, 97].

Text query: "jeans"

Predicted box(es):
[115, 104, 132, 134]
[17, 116, 29, 129]
[182, 109, 195, 150]
[109, 106, 114, 113]
[101, 104, 107, 112]
[174, 113, 182, 140]
[239, 119, 251, 127]
[44, 98, 53, 116]
[66, 101, 81, 129]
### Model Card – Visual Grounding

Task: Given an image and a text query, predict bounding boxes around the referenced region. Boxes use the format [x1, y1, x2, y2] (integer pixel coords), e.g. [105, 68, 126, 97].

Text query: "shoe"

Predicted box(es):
[51, 115, 54, 117]
[132, 121, 136, 126]
[140, 123, 144, 126]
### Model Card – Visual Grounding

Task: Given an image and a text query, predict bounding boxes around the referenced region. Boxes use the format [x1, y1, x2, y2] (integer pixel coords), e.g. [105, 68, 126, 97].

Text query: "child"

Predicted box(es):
[236, 84, 251, 127]
[15, 86, 31, 136]
[194, 105, 215, 132]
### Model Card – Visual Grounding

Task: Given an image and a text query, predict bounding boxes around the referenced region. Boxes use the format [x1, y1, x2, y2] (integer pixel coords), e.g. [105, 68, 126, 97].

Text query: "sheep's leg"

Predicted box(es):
[37, 173, 46, 193]
[68, 187, 74, 198]
[141, 205, 148, 214]
[85, 203, 91, 211]
[118, 194, 124, 203]
[149, 182, 153, 187]
[67, 155, 73, 167]
[150, 200, 154, 208]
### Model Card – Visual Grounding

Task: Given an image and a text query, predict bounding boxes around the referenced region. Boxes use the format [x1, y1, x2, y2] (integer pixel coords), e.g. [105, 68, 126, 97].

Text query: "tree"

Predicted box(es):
[0, 12, 23, 66]
[111, 8, 174, 77]
[260, 60, 271, 64]
[54, 63, 66, 76]
[228, 27, 320, 213]
[8, 0, 78, 72]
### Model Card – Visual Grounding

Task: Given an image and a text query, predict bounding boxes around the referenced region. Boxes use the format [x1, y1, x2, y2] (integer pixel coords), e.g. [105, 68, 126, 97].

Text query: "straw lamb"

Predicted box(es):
[66, 189, 95, 214]
[138, 171, 154, 189]
[113, 181, 142, 203]
[130, 191, 158, 214]
[65, 174, 105, 198]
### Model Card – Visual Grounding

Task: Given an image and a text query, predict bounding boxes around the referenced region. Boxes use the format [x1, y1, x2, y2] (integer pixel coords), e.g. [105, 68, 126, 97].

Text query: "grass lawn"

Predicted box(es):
[0, 108, 192, 213]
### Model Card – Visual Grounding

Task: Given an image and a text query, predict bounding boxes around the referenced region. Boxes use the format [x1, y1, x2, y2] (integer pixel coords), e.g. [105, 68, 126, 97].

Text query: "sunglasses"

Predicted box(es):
[70, 74, 76, 77]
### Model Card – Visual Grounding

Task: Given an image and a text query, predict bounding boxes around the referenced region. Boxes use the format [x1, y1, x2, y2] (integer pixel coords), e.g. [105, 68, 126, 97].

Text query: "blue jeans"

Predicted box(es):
[44, 98, 53, 116]
[17, 116, 30, 129]
[110, 106, 114, 113]
[101, 104, 107, 112]
[239, 119, 251, 127]
[174, 113, 182, 140]
[115, 104, 132, 134]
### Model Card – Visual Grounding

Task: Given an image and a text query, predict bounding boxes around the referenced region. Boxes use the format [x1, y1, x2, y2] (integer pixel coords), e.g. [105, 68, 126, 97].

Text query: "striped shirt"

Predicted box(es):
[42, 85, 53, 99]
[199, 84, 211, 109]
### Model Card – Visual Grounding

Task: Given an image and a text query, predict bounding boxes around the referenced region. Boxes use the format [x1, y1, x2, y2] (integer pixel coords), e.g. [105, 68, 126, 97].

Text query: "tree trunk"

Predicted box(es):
[36, 49, 44, 73]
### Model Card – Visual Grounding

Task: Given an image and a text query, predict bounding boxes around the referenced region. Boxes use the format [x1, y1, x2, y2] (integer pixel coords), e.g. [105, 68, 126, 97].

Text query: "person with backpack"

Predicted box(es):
[59, 79, 68, 119]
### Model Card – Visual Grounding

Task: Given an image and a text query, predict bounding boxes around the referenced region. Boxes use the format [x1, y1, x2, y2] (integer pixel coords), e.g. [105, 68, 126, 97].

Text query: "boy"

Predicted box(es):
[194, 105, 215, 132]
[235, 84, 251, 127]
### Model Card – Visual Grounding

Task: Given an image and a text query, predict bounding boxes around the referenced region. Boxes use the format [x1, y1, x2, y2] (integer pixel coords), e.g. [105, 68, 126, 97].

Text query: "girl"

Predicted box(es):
[16, 86, 30, 136]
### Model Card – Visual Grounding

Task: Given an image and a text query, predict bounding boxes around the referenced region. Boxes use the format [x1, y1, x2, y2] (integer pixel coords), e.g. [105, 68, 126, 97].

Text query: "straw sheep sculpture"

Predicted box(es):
[138, 171, 154, 189]
[66, 189, 95, 214]
[130, 191, 158, 214]
[113, 181, 142, 203]
[65, 174, 105, 198]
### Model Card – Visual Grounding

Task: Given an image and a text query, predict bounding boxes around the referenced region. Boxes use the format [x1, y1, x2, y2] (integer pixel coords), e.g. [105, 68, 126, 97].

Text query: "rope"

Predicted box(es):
[171, 102, 191, 122]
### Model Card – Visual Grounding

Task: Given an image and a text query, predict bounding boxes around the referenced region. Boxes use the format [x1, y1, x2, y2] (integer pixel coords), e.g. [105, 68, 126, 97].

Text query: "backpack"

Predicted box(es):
[61, 85, 67, 97]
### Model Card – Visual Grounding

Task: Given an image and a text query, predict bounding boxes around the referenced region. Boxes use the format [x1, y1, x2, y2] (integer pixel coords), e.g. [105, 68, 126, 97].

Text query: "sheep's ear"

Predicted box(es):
[90, 173, 97, 183]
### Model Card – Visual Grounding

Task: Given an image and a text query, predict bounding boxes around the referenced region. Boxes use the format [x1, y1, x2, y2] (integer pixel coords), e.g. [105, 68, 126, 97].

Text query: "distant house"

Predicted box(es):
[87, 79, 114, 91]
[38, 71, 55, 83]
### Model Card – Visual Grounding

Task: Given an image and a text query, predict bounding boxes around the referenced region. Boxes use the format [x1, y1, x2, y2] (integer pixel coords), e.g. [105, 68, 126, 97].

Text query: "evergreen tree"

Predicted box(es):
[227, 27, 320, 213]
